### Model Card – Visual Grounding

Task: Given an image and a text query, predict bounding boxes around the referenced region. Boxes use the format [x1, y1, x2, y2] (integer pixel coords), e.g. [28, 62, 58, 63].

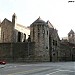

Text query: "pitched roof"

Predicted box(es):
[31, 17, 46, 25]
[1, 18, 12, 24]
[68, 29, 74, 35]
[46, 20, 54, 28]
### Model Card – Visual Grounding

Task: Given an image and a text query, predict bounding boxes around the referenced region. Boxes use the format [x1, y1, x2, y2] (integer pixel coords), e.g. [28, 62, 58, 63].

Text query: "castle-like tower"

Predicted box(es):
[30, 17, 50, 61]
[68, 29, 75, 44]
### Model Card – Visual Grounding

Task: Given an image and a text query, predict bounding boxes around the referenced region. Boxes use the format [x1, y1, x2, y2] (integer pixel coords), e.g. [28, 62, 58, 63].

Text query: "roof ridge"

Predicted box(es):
[31, 17, 46, 25]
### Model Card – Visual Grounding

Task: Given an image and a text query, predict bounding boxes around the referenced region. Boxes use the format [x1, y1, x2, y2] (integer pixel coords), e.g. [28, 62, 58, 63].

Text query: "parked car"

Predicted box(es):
[0, 61, 6, 65]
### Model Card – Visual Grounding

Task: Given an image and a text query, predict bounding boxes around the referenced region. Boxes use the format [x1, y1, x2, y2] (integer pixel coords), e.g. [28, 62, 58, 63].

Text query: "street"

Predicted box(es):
[0, 62, 75, 75]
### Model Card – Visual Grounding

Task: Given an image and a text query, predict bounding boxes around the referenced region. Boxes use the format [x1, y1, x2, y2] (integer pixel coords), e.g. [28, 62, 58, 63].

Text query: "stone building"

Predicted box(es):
[60, 41, 75, 61]
[30, 17, 60, 61]
[0, 14, 60, 62]
[68, 29, 75, 44]
[0, 13, 30, 43]
[49, 27, 60, 61]
[60, 29, 75, 61]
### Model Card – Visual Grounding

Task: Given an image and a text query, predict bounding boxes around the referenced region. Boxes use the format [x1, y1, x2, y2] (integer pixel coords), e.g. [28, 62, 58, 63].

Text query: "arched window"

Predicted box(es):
[18, 32, 21, 42]
[47, 31, 48, 36]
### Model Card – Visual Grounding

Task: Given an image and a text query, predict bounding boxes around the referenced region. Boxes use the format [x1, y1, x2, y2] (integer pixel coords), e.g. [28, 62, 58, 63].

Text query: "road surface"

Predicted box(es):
[0, 62, 75, 75]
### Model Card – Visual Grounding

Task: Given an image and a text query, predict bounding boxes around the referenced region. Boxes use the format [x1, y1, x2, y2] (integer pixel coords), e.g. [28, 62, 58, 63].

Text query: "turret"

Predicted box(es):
[30, 17, 50, 61]
[68, 29, 75, 43]
[11, 13, 17, 42]
[12, 13, 17, 27]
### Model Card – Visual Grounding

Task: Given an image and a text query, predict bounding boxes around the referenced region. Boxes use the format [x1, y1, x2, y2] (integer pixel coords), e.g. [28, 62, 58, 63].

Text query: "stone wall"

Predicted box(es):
[49, 29, 60, 62]
[59, 42, 75, 61]
[0, 42, 35, 62]
[30, 24, 50, 62]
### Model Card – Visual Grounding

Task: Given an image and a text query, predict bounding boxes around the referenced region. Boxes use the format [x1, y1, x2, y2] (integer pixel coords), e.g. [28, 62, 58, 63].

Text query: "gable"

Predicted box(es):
[1, 18, 12, 26]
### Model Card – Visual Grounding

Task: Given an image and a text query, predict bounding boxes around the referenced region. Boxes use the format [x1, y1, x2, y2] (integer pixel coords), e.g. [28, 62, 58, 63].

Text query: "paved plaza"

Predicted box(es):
[0, 62, 75, 75]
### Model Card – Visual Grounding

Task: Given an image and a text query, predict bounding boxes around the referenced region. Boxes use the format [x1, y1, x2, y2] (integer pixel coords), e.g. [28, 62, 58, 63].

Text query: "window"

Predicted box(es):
[53, 53, 55, 56]
[43, 29, 45, 34]
[28, 35, 31, 42]
[46, 46, 48, 49]
[38, 33, 40, 42]
[53, 40, 55, 45]
[23, 34, 26, 42]
[18, 32, 21, 42]
[38, 26, 40, 33]
[33, 27, 35, 41]
[70, 34, 73, 37]
[3, 32, 4, 42]
[53, 40, 57, 46]
[55, 41, 57, 46]
[47, 31, 48, 35]
[52, 48, 54, 51]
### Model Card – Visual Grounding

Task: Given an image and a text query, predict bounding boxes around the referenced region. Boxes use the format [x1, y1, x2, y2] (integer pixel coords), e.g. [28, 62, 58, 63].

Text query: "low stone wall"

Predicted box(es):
[0, 42, 35, 62]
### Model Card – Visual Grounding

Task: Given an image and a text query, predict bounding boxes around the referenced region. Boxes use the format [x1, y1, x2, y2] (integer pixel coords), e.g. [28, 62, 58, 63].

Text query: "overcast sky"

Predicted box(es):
[0, 0, 75, 39]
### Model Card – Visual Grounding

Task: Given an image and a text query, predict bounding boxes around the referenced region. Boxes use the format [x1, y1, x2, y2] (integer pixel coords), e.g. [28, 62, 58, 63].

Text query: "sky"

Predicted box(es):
[0, 0, 75, 39]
